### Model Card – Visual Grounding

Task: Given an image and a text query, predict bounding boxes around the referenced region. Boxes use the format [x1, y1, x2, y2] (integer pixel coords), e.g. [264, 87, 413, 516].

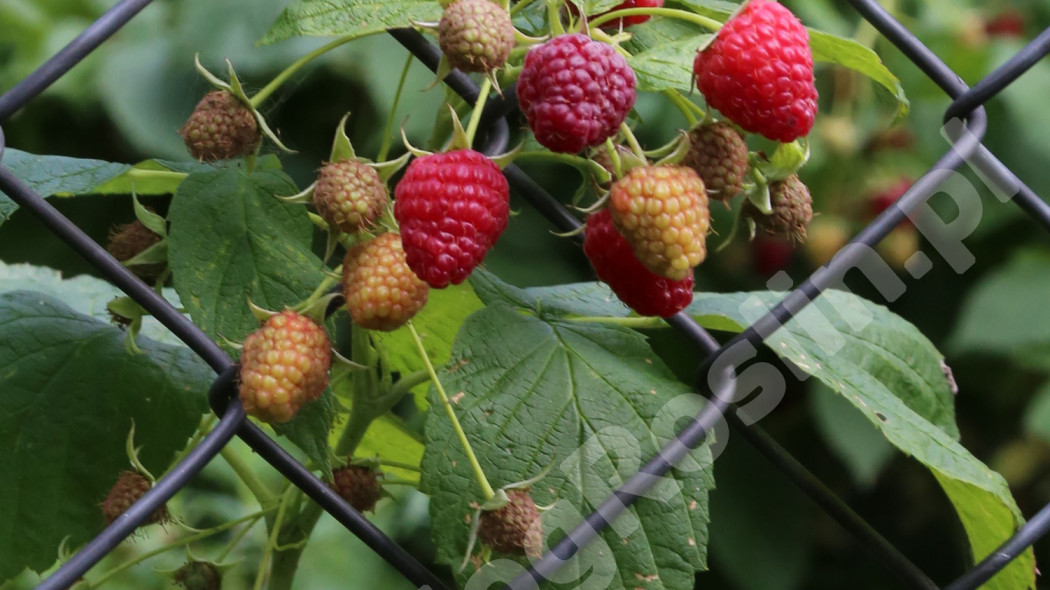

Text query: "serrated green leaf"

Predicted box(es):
[0, 149, 131, 227]
[949, 249, 1050, 370]
[421, 302, 712, 588]
[809, 29, 909, 120]
[168, 165, 326, 346]
[260, 0, 443, 45]
[352, 415, 424, 484]
[0, 291, 211, 582]
[671, 0, 737, 20]
[628, 34, 711, 92]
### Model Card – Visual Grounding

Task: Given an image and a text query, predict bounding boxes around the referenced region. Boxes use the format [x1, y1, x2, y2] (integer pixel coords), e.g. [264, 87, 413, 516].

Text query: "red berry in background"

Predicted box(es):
[438, 0, 515, 73]
[516, 34, 637, 153]
[985, 11, 1025, 38]
[867, 177, 913, 228]
[393, 149, 510, 288]
[239, 311, 331, 423]
[608, 165, 711, 280]
[342, 233, 429, 331]
[583, 209, 694, 318]
[693, 0, 818, 143]
[750, 235, 795, 277]
[577, 0, 665, 29]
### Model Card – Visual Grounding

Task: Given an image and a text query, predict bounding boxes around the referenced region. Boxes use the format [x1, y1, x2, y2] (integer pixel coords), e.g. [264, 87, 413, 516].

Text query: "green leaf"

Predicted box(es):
[0, 149, 131, 227]
[168, 165, 326, 346]
[272, 388, 336, 477]
[628, 34, 711, 93]
[421, 302, 713, 588]
[949, 250, 1050, 370]
[686, 291, 1032, 590]
[809, 29, 909, 119]
[260, 0, 443, 45]
[671, 0, 737, 19]
[0, 291, 211, 582]
[371, 282, 484, 409]
[808, 382, 895, 487]
[0, 260, 185, 346]
[1024, 381, 1050, 442]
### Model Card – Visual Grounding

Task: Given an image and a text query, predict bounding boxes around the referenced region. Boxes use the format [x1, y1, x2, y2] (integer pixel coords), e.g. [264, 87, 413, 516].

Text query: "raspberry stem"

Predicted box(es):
[464, 76, 493, 147]
[587, 7, 723, 31]
[663, 89, 704, 126]
[620, 122, 646, 161]
[221, 446, 277, 506]
[250, 33, 361, 108]
[408, 321, 496, 501]
[377, 53, 415, 163]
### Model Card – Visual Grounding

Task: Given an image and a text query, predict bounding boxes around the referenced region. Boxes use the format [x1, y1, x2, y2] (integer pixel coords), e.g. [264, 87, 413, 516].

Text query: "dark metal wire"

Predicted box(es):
[2, 2, 1049, 590]
[0, 0, 156, 121]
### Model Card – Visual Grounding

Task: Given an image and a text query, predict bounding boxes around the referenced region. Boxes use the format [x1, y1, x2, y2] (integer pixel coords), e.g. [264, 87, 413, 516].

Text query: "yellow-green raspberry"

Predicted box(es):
[313, 159, 388, 234]
[438, 0, 515, 73]
[238, 311, 331, 424]
[608, 165, 711, 281]
[179, 90, 259, 161]
[342, 233, 430, 331]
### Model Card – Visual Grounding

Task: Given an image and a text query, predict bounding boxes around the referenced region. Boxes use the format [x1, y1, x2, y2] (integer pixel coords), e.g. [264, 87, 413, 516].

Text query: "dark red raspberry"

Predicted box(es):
[393, 149, 510, 288]
[583, 209, 694, 318]
[985, 11, 1025, 38]
[693, 0, 817, 142]
[516, 34, 637, 154]
[750, 235, 795, 277]
[330, 464, 383, 512]
[867, 177, 913, 227]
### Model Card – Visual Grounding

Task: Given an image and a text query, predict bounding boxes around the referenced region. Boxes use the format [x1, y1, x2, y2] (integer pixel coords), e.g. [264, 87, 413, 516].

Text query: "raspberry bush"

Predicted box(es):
[0, 1, 1043, 589]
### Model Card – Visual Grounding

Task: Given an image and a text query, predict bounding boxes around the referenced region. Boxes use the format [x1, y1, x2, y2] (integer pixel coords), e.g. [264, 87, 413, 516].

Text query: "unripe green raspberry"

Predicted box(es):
[478, 488, 543, 557]
[180, 90, 260, 161]
[238, 311, 331, 424]
[101, 470, 168, 526]
[342, 233, 429, 331]
[330, 464, 383, 512]
[744, 174, 813, 243]
[682, 122, 749, 202]
[608, 165, 711, 280]
[313, 159, 388, 234]
[438, 0, 515, 73]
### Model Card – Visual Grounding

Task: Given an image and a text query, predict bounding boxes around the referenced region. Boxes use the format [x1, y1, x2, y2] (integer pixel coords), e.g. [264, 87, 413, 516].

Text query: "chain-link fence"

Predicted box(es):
[3, 0, 1050, 588]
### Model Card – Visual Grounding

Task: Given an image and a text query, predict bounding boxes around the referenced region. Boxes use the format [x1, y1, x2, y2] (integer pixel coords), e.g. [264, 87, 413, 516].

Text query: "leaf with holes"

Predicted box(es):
[260, 0, 443, 45]
[0, 291, 210, 583]
[421, 301, 713, 589]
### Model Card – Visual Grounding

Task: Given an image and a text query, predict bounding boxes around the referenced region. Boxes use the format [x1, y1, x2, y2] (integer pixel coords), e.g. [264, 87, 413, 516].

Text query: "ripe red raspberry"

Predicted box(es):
[682, 122, 749, 202]
[107, 216, 164, 280]
[750, 235, 795, 277]
[478, 488, 542, 557]
[393, 149, 510, 288]
[101, 470, 168, 526]
[313, 159, 388, 234]
[516, 34, 637, 153]
[179, 90, 260, 161]
[331, 464, 383, 512]
[342, 233, 429, 331]
[743, 175, 813, 242]
[608, 165, 710, 280]
[693, 0, 817, 143]
[985, 11, 1025, 38]
[238, 311, 331, 423]
[438, 0, 515, 73]
[867, 177, 913, 227]
[571, 0, 665, 28]
[584, 209, 693, 317]
[174, 561, 222, 590]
